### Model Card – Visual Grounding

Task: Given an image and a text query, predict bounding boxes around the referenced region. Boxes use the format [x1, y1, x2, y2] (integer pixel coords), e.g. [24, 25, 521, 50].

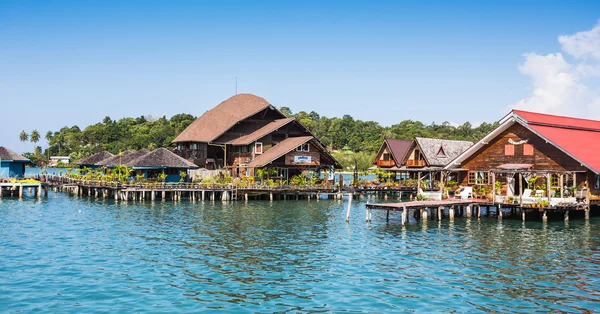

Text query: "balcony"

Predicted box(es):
[406, 159, 426, 167]
[376, 159, 396, 167]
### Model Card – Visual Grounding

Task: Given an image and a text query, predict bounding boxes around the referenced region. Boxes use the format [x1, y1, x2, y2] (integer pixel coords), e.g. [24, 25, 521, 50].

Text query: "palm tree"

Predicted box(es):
[19, 130, 29, 143]
[30, 130, 40, 155]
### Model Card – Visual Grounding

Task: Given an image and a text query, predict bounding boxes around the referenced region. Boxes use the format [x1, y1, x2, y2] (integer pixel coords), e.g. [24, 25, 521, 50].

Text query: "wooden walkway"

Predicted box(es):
[364, 198, 591, 223]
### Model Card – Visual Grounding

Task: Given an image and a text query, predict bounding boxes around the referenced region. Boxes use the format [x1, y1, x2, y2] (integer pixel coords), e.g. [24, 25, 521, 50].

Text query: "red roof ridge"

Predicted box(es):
[512, 109, 600, 131]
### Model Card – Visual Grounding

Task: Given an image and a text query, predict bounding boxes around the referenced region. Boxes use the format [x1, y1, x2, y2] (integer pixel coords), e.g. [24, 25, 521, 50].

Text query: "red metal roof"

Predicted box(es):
[512, 110, 600, 173]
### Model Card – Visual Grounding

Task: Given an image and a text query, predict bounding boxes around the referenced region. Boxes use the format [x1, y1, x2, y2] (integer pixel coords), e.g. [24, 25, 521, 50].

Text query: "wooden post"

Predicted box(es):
[37, 185, 42, 198]
[245, 193, 248, 202]
[162, 191, 166, 200]
[466, 204, 472, 218]
[564, 210, 569, 222]
[546, 173, 551, 204]
[491, 172, 496, 204]
[498, 204, 502, 218]
[477, 205, 481, 218]
[439, 171, 444, 195]
[417, 172, 421, 193]
[270, 192, 273, 202]
[585, 206, 590, 220]
[346, 194, 352, 222]
[560, 174, 564, 198]
[542, 210, 547, 222]
[201, 190, 204, 201]
[402, 206, 407, 225]
[151, 191, 155, 201]
[574, 173, 577, 189]
[519, 173, 523, 206]
[449, 206, 454, 221]
[437, 206, 442, 221]
[365, 206, 369, 222]
[421, 208, 428, 221]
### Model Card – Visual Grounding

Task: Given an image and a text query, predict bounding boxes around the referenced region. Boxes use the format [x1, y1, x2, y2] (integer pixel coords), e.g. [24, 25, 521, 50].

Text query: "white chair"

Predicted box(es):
[454, 186, 473, 199]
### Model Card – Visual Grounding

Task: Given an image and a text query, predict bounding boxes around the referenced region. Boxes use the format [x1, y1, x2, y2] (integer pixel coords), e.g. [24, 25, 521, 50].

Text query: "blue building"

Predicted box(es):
[0, 146, 32, 178]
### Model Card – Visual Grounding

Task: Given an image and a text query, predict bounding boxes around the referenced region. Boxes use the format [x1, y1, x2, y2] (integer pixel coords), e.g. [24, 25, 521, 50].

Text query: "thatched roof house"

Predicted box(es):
[0, 146, 31, 178]
[410, 137, 474, 168]
[127, 148, 199, 169]
[75, 151, 114, 167]
[95, 150, 133, 167]
[96, 149, 149, 167]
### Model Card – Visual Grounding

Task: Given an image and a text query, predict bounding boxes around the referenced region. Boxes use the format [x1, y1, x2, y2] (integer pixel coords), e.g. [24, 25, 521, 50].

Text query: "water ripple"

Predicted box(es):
[0, 194, 599, 312]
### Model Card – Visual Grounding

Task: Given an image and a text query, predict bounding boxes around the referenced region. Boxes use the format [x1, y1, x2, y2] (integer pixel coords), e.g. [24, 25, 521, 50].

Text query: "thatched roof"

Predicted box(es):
[414, 137, 473, 167]
[127, 148, 199, 169]
[227, 118, 295, 145]
[75, 151, 114, 165]
[0, 146, 30, 162]
[172, 94, 282, 143]
[95, 150, 134, 166]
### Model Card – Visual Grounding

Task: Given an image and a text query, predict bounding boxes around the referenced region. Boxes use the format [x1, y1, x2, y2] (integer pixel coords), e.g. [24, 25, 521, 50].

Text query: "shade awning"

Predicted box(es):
[496, 163, 534, 170]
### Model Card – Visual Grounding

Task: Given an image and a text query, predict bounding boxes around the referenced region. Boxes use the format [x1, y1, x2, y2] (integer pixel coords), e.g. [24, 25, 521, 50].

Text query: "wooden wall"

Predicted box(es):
[458, 123, 589, 185]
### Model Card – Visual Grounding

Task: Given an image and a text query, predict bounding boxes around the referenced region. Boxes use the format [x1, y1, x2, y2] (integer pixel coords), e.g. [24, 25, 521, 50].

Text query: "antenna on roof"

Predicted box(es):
[235, 77, 238, 95]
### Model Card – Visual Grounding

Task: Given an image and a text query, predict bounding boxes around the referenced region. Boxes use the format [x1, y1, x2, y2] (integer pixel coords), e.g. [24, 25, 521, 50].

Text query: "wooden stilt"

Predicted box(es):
[422, 208, 428, 221]
[585, 207, 590, 220]
[564, 210, 569, 222]
[466, 204, 472, 218]
[498, 204, 502, 218]
[402, 206, 407, 225]
[542, 210, 547, 222]
[449, 206, 454, 221]
[437, 206, 442, 221]
[346, 194, 353, 222]
[522, 208, 526, 221]
[477, 205, 481, 218]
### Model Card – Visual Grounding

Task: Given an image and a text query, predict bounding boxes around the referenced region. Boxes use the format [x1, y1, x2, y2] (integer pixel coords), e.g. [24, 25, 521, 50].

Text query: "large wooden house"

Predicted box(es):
[445, 110, 600, 204]
[172, 94, 341, 178]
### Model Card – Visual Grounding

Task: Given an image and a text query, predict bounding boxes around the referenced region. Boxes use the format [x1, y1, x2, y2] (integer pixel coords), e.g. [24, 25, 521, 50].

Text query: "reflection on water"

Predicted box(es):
[0, 193, 599, 313]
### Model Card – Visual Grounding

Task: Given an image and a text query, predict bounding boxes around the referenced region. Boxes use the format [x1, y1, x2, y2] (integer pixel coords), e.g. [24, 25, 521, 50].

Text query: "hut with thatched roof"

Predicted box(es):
[0, 146, 32, 178]
[127, 148, 199, 182]
[75, 151, 114, 169]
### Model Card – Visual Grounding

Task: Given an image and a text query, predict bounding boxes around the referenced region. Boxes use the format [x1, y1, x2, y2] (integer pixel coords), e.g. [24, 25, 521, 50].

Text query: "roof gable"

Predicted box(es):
[414, 137, 473, 167]
[173, 94, 284, 143]
[372, 138, 411, 166]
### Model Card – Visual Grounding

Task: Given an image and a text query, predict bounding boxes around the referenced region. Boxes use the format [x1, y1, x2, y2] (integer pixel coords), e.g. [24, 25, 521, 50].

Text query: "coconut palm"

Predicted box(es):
[19, 130, 28, 143]
[30, 130, 40, 155]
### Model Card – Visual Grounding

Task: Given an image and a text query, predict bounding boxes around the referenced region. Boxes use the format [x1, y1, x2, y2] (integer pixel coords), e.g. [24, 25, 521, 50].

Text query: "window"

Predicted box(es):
[505, 144, 514, 156]
[524, 144, 534, 156]
[468, 171, 490, 185]
[296, 143, 310, 152]
[255, 142, 263, 154]
[241, 146, 248, 153]
[382, 153, 390, 160]
[437, 146, 446, 157]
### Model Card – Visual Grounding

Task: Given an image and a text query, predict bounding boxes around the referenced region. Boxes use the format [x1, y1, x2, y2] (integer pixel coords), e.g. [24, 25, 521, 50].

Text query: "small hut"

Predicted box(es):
[127, 148, 199, 182]
[95, 150, 136, 167]
[0, 146, 32, 178]
[75, 151, 114, 169]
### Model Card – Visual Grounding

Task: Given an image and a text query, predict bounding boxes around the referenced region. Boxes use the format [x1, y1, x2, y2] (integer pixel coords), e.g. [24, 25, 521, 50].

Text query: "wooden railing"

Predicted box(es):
[406, 159, 426, 167]
[376, 159, 395, 167]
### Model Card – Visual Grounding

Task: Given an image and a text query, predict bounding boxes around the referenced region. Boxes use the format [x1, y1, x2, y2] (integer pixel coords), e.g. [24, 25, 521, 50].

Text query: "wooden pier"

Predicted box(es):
[0, 182, 48, 199]
[365, 198, 592, 223]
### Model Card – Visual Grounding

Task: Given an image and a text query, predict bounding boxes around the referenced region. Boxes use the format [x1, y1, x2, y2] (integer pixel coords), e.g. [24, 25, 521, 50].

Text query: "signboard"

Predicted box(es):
[294, 156, 312, 163]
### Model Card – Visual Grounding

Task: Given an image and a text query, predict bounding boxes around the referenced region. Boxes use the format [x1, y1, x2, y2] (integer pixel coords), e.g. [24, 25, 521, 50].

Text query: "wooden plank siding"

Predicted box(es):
[459, 123, 588, 186]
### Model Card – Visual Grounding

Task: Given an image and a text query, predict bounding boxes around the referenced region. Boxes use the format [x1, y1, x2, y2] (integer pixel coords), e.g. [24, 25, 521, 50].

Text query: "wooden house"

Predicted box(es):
[75, 151, 114, 169]
[172, 94, 341, 178]
[399, 137, 473, 190]
[371, 138, 412, 179]
[126, 148, 199, 182]
[445, 110, 600, 204]
[0, 146, 32, 178]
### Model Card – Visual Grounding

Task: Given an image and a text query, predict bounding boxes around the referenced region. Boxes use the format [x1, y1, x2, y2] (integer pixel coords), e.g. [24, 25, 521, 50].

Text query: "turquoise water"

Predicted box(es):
[1, 193, 599, 313]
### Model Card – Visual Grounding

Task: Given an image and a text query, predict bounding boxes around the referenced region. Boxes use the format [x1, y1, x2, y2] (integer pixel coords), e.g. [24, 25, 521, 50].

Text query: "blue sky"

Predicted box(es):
[2, 0, 600, 153]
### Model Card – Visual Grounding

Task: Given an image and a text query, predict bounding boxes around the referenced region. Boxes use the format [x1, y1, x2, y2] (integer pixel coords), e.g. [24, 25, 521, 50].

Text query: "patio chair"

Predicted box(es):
[454, 186, 473, 199]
